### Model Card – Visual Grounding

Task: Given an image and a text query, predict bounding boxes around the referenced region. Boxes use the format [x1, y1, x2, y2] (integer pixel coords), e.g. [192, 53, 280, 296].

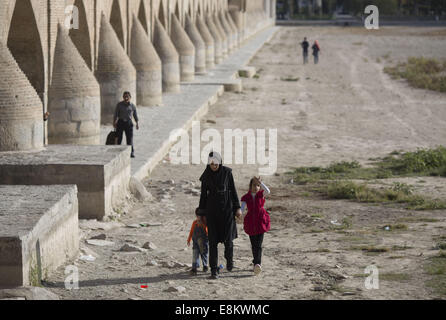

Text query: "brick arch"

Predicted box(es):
[204, 0, 211, 14]
[110, 0, 125, 47]
[188, 0, 193, 18]
[158, 0, 166, 28]
[175, 1, 180, 20]
[196, 0, 202, 17]
[7, 0, 45, 102]
[138, 0, 149, 34]
[69, 0, 92, 69]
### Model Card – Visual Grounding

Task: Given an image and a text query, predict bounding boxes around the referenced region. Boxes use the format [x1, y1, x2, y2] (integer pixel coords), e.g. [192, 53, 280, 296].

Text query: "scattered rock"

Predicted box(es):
[312, 286, 325, 292]
[90, 234, 106, 240]
[125, 239, 138, 244]
[147, 260, 158, 266]
[161, 261, 175, 268]
[173, 261, 186, 267]
[80, 246, 98, 258]
[147, 222, 162, 227]
[142, 242, 157, 250]
[305, 272, 315, 276]
[165, 286, 186, 293]
[129, 177, 153, 201]
[119, 244, 144, 252]
[79, 255, 96, 262]
[86, 239, 115, 247]
[164, 179, 175, 185]
[214, 289, 225, 295]
[79, 220, 124, 231]
[0, 287, 59, 300]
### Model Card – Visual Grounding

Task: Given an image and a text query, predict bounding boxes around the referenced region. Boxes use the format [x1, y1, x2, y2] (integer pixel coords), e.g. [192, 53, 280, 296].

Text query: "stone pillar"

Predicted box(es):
[219, 11, 234, 52]
[205, 15, 223, 65]
[230, 10, 245, 43]
[185, 15, 206, 74]
[213, 13, 228, 58]
[153, 18, 181, 93]
[196, 15, 215, 69]
[130, 15, 162, 106]
[226, 11, 239, 48]
[271, 0, 277, 20]
[96, 14, 137, 125]
[170, 14, 195, 82]
[48, 24, 101, 145]
[0, 43, 43, 151]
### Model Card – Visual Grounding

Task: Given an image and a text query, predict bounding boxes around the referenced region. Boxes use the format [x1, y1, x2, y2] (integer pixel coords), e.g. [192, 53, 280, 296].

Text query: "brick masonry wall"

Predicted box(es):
[1, 0, 271, 142]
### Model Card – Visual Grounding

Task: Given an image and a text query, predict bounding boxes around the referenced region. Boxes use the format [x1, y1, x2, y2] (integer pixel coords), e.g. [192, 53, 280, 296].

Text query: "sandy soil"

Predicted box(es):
[45, 26, 446, 300]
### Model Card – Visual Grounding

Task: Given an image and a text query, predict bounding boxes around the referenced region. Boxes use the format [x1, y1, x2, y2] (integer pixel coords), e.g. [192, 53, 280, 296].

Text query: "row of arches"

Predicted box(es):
[2, 0, 269, 151]
[6, 0, 230, 103]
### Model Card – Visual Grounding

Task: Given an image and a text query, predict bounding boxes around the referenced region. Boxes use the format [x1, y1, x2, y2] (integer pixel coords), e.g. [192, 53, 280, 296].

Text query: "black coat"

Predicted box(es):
[198, 165, 241, 244]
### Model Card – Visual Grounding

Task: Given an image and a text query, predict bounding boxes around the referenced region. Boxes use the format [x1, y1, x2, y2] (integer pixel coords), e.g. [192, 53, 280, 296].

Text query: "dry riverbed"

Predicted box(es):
[45, 26, 446, 300]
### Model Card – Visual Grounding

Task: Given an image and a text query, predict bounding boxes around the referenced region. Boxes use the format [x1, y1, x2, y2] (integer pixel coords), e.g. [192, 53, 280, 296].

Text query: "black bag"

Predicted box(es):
[106, 130, 117, 145]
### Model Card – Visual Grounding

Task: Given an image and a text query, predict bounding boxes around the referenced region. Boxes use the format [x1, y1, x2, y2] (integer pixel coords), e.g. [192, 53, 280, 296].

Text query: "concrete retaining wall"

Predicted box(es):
[0, 185, 79, 287]
[0, 145, 131, 220]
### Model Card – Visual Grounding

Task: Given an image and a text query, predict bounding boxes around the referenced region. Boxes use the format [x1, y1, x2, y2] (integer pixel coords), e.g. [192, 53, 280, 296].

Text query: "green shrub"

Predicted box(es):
[384, 57, 446, 93]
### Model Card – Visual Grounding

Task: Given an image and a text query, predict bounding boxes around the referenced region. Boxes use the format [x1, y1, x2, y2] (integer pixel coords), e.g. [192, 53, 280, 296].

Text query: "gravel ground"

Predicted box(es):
[45, 26, 446, 300]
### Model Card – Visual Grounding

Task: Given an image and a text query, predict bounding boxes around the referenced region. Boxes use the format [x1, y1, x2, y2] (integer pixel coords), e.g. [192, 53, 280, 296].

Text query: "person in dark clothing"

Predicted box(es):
[197, 151, 242, 279]
[301, 37, 309, 64]
[113, 91, 139, 158]
[312, 40, 321, 64]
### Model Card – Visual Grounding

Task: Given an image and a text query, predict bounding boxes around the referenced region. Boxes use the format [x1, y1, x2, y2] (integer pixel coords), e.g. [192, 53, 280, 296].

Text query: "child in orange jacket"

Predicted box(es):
[187, 208, 209, 275]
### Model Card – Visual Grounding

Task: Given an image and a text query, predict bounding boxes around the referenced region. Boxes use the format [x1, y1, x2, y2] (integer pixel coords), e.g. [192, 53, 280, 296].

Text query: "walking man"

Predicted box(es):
[113, 91, 139, 158]
[301, 37, 309, 64]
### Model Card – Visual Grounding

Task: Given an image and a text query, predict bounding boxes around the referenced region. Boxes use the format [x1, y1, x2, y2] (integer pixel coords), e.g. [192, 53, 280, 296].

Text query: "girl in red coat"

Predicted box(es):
[240, 176, 270, 275]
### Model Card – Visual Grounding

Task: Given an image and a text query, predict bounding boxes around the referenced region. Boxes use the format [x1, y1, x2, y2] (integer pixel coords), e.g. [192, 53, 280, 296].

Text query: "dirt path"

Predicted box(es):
[46, 26, 446, 300]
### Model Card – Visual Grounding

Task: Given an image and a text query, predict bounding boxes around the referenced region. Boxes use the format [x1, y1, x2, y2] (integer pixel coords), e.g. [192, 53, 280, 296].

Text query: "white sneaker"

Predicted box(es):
[254, 264, 262, 275]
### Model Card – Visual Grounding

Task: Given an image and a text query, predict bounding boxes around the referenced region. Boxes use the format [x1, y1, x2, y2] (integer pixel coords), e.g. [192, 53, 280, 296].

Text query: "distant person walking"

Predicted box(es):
[113, 91, 139, 158]
[312, 40, 321, 64]
[301, 37, 309, 64]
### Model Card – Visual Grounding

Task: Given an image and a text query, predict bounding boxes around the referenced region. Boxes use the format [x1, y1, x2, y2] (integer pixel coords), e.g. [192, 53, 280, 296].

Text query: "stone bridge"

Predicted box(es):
[0, 0, 275, 149]
[0, 0, 275, 288]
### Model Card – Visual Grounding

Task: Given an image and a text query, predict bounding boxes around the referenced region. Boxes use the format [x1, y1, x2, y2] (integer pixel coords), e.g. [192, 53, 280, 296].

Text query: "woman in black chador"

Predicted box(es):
[197, 151, 242, 279]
